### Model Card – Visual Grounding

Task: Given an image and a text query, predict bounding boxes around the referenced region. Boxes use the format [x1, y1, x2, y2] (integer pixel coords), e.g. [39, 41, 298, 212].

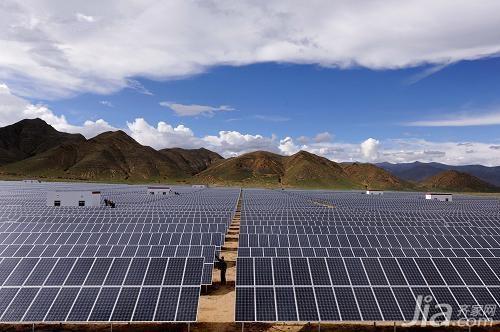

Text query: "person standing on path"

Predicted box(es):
[215, 255, 227, 285]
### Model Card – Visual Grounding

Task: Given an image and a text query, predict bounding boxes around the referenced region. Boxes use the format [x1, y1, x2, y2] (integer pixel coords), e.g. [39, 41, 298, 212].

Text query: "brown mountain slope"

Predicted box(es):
[196, 150, 355, 188]
[0, 130, 188, 181]
[342, 162, 413, 190]
[0, 118, 85, 165]
[197, 150, 413, 189]
[159, 147, 223, 175]
[195, 150, 285, 186]
[418, 170, 499, 192]
[282, 151, 355, 188]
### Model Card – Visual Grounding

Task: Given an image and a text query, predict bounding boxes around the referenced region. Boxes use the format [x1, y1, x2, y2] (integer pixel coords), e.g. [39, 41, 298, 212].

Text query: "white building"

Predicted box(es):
[23, 179, 40, 183]
[366, 190, 384, 195]
[425, 193, 453, 202]
[192, 184, 207, 189]
[147, 186, 172, 195]
[47, 191, 101, 207]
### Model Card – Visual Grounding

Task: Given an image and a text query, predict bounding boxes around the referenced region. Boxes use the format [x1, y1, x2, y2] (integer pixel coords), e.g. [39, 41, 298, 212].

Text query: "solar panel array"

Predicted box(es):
[0, 182, 239, 322]
[236, 189, 500, 322]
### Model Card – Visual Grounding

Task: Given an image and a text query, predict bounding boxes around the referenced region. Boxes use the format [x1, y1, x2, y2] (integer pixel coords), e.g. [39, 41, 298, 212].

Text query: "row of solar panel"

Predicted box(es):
[238, 233, 500, 249]
[0, 244, 216, 260]
[0, 286, 199, 322]
[240, 225, 485, 236]
[0, 222, 228, 233]
[8, 217, 232, 225]
[0, 232, 225, 247]
[238, 246, 500, 258]
[0, 257, 205, 287]
[235, 286, 500, 322]
[241, 210, 460, 216]
[241, 214, 454, 220]
[235, 257, 500, 287]
[242, 210, 457, 220]
[239, 220, 478, 228]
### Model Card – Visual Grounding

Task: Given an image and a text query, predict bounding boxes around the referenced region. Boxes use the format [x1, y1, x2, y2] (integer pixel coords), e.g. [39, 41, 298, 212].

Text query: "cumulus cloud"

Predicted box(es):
[2, 1, 500, 98]
[160, 102, 233, 117]
[378, 139, 500, 166]
[203, 131, 278, 157]
[296, 136, 310, 145]
[126, 118, 200, 150]
[360, 138, 380, 161]
[1, 88, 499, 165]
[0, 82, 116, 138]
[279, 137, 300, 155]
[2, 84, 500, 165]
[314, 132, 333, 143]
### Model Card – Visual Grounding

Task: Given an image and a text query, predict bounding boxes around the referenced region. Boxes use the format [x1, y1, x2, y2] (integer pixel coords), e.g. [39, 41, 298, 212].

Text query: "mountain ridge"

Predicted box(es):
[0, 118, 85, 166]
[377, 161, 500, 187]
[0, 119, 498, 192]
[418, 170, 499, 192]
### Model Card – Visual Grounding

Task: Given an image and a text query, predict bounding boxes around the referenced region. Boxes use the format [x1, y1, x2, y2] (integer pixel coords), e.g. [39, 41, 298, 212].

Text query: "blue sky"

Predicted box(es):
[45, 58, 500, 144]
[1, 1, 500, 165]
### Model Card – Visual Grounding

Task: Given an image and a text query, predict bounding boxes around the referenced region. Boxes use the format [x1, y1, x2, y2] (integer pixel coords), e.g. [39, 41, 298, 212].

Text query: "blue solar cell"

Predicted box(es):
[1, 287, 38, 321]
[176, 287, 200, 321]
[235, 287, 254, 321]
[45, 287, 79, 321]
[154, 287, 180, 321]
[295, 287, 318, 321]
[111, 287, 140, 321]
[275, 287, 297, 321]
[132, 287, 160, 321]
[88, 287, 120, 321]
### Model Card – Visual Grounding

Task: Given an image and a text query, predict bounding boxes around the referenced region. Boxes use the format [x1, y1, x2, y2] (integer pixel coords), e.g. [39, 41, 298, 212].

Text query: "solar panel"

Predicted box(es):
[0, 183, 240, 322]
[235, 189, 500, 322]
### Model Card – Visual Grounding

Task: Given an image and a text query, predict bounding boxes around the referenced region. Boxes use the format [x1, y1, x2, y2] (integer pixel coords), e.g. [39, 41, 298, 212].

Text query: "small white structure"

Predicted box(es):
[47, 191, 101, 207]
[425, 193, 453, 202]
[192, 184, 207, 189]
[147, 186, 172, 195]
[23, 179, 40, 184]
[366, 190, 384, 195]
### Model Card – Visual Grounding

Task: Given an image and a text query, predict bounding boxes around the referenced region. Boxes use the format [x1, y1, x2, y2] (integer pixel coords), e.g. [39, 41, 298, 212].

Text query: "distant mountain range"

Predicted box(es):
[377, 161, 500, 187]
[0, 119, 498, 192]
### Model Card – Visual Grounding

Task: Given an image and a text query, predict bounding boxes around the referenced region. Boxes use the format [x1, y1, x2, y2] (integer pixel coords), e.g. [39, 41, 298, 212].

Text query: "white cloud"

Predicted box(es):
[406, 111, 500, 127]
[2, 84, 500, 166]
[2, 1, 500, 98]
[378, 139, 500, 166]
[99, 100, 113, 107]
[2, 87, 499, 165]
[296, 136, 310, 145]
[253, 115, 290, 122]
[126, 79, 153, 96]
[75, 13, 95, 23]
[0, 82, 116, 138]
[78, 119, 116, 138]
[126, 118, 200, 150]
[160, 102, 233, 117]
[314, 132, 333, 143]
[279, 137, 300, 155]
[203, 131, 278, 157]
[360, 138, 380, 161]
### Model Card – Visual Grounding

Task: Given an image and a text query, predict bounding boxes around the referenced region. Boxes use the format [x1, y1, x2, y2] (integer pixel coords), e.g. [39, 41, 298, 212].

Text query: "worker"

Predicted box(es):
[215, 255, 227, 285]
